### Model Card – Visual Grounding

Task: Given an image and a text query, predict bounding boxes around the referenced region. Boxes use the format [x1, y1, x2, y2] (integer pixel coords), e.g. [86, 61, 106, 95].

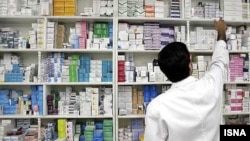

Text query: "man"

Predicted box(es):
[144, 18, 228, 141]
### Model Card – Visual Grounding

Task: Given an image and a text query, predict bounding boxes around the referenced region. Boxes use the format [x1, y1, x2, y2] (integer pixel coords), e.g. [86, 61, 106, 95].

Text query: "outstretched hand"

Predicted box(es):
[214, 17, 227, 33]
[214, 17, 227, 42]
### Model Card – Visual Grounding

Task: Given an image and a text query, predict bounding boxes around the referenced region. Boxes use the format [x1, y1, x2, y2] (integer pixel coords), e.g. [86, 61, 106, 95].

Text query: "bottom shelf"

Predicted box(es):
[224, 114, 250, 125]
[0, 118, 115, 141]
[118, 118, 145, 141]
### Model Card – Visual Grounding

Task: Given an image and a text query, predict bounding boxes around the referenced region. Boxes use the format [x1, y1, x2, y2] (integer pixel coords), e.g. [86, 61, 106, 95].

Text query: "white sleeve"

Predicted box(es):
[144, 102, 168, 141]
[203, 40, 229, 87]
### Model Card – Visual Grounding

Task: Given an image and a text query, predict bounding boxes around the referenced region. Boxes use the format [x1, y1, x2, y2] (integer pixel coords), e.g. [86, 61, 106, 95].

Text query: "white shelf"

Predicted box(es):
[188, 18, 250, 26]
[118, 82, 172, 85]
[223, 112, 250, 116]
[0, 16, 44, 23]
[190, 50, 250, 53]
[118, 49, 250, 54]
[1, 49, 248, 54]
[44, 82, 113, 85]
[0, 49, 113, 53]
[224, 81, 250, 84]
[0, 115, 42, 119]
[46, 16, 113, 22]
[118, 49, 160, 53]
[118, 17, 187, 24]
[44, 115, 113, 119]
[188, 50, 213, 53]
[41, 49, 113, 53]
[118, 115, 145, 119]
[0, 49, 40, 52]
[0, 82, 42, 86]
[118, 17, 250, 25]
[229, 50, 250, 53]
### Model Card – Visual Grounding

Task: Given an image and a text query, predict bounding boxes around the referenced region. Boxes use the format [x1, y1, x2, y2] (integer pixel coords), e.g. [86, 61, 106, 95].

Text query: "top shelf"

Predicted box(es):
[47, 16, 113, 23]
[118, 17, 250, 26]
[118, 17, 187, 25]
[187, 18, 250, 26]
[0, 16, 113, 23]
[0, 16, 249, 25]
[0, 16, 44, 23]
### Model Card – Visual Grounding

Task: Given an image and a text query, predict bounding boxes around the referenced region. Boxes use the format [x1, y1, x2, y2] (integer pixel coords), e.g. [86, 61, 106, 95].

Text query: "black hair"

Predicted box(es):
[158, 42, 191, 82]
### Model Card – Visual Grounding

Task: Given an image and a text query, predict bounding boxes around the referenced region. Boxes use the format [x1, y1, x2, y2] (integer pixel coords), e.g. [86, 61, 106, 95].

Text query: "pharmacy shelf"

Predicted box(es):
[118, 50, 160, 53]
[0, 16, 44, 23]
[224, 81, 250, 85]
[118, 17, 187, 25]
[223, 112, 250, 116]
[189, 50, 214, 54]
[0, 82, 42, 86]
[0, 49, 40, 52]
[190, 50, 250, 53]
[188, 18, 250, 26]
[118, 17, 250, 25]
[43, 82, 113, 85]
[118, 115, 145, 119]
[118, 49, 250, 54]
[43, 115, 113, 119]
[41, 49, 113, 53]
[46, 16, 113, 22]
[0, 115, 42, 119]
[117, 82, 172, 85]
[119, 82, 250, 86]
[229, 50, 250, 53]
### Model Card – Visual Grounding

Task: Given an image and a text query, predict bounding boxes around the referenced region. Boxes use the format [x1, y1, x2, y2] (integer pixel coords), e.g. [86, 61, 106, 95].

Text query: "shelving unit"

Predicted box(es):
[0, 0, 250, 141]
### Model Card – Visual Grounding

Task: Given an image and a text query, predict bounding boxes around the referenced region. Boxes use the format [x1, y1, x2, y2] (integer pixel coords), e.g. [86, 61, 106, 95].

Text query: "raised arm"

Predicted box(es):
[203, 18, 229, 87]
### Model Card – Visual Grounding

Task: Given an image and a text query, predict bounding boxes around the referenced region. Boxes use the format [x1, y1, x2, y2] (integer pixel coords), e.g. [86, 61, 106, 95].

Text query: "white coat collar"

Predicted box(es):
[171, 76, 197, 88]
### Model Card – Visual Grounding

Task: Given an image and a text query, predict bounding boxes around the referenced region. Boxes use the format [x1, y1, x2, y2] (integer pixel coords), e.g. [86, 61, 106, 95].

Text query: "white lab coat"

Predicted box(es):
[144, 40, 229, 141]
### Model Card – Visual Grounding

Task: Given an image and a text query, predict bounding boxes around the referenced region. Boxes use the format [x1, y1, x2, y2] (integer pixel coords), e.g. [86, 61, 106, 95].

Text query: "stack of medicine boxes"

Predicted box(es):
[31, 85, 43, 115]
[93, 22, 113, 49]
[103, 119, 113, 141]
[53, 0, 76, 16]
[93, 0, 114, 16]
[46, 22, 56, 49]
[170, 0, 181, 18]
[84, 119, 95, 140]
[118, 0, 127, 17]
[69, 54, 79, 82]
[0, 89, 16, 115]
[30, 19, 45, 49]
[67, 120, 76, 140]
[223, 0, 242, 21]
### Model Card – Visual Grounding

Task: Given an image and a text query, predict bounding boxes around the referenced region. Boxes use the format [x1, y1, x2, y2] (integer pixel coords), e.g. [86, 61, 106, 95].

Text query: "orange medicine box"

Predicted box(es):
[144, 6, 155, 13]
[54, 0, 65, 1]
[145, 12, 155, 17]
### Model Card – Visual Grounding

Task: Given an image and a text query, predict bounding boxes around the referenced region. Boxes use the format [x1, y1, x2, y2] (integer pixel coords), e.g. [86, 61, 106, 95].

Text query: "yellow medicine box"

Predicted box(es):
[65, 7, 75, 13]
[65, 1, 75, 7]
[54, 1, 65, 7]
[54, 7, 65, 13]
[64, 12, 75, 16]
[54, 11, 64, 16]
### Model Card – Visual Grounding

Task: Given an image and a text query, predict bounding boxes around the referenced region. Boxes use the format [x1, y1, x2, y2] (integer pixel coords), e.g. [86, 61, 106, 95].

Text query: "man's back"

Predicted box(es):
[144, 40, 229, 141]
[145, 75, 221, 141]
